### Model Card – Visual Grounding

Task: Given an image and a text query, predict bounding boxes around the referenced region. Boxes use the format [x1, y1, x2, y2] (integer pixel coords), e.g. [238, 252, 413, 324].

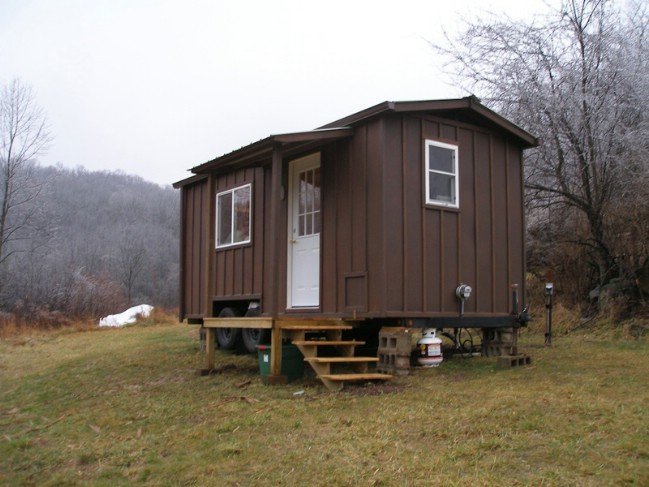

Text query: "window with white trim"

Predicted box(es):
[216, 184, 251, 248]
[425, 140, 459, 208]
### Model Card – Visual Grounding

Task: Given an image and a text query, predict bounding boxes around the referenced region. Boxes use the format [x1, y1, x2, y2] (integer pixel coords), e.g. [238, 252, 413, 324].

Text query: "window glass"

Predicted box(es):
[216, 184, 251, 248]
[233, 186, 250, 243]
[299, 173, 306, 214]
[295, 167, 321, 237]
[314, 210, 321, 234]
[298, 214, 306, 237]
[217, 191, 233, 247]
[425, 140, 458, 207]
[428, 145, 455, 173]
[429, 172, 455, 203]
[313, 168, 321, 212]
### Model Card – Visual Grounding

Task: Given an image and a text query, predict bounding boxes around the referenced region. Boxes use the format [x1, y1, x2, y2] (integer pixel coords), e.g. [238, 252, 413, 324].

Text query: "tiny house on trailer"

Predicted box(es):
[174, 96, 538, 390]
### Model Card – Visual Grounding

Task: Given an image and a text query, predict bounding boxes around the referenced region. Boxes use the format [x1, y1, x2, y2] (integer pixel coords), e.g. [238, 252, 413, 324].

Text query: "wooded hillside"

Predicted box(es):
[1, 165, 179, 320]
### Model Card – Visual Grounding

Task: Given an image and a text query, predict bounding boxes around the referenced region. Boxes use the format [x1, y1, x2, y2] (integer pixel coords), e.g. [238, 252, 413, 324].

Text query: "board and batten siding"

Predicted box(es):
[212, 166, 267, 306]
[180, 110, 526, 320]
[312, 114, 524, 318]
[371, 113, 525, 317]
[180, 177, 208, 318]
[318, 121, 380, 315]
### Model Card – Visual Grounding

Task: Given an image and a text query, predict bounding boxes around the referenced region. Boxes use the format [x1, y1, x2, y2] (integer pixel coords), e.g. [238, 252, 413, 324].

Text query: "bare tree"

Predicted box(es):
[0, 79, 51, 301]
[433, 0, 649, 292]
[115, 237, 147, 304]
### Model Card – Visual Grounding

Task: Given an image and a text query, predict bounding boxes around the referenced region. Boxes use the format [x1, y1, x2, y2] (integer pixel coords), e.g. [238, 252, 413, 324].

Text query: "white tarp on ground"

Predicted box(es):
[99, 304, 154, 327]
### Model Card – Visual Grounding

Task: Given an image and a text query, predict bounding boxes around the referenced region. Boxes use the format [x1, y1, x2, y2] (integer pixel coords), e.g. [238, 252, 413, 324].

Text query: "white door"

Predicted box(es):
[288, 153, 321, 308]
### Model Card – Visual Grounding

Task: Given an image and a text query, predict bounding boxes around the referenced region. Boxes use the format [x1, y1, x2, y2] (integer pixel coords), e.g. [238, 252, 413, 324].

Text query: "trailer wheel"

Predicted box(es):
[241, 308, 270, 354]
[215, 307, 242, 350]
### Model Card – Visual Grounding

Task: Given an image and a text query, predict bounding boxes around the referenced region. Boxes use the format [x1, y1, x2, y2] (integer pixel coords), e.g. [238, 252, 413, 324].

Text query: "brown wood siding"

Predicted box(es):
[360, 113, 526, 317]
[317, 122, 377, 315]
[383, 115, 404, 312]
[365, 119, 385, 314]
[403, 116, 424, 312]
[474, 131, 494, 312]
[213, 166, 266, 306]
[458, 128, 477, 313]
[492, 136, 509, 312]
[181, 178, 207, 317]
[181, 111, 527, 320]
[262, 164, 273, 312]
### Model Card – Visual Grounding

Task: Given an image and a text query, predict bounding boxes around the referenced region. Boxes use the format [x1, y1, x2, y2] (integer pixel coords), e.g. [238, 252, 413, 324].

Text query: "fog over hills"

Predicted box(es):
[2, 165, 179, 318]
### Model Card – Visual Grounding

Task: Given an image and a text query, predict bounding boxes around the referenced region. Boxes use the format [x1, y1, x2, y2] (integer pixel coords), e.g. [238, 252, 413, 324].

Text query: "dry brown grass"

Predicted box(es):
[0, 307, 179, 339]
[1, 321, 647, 485]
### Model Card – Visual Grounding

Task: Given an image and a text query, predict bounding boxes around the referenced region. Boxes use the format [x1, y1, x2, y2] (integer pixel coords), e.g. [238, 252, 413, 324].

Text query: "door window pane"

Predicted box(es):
[313, 167, 321, 212]
[314, 211, 321, 234]
[298, 214, 306, 237]
[296, 166, 321, 237]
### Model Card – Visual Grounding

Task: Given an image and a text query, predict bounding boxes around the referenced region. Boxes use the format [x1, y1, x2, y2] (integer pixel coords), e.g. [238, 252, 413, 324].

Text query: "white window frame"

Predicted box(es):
[424, 139, 459, 208]
[215, 183, 252, 249]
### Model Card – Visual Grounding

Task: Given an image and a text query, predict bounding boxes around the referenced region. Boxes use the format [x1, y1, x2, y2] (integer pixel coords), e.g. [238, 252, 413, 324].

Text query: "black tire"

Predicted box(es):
[241, 308, 270, 354]
[215, 307, 242, 350]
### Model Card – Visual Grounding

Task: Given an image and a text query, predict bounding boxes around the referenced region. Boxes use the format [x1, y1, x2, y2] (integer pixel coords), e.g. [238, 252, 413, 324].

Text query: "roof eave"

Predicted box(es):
[319, 96, 538, 148]
[190, 127, 354, 174]
[172, 173, 208, 189]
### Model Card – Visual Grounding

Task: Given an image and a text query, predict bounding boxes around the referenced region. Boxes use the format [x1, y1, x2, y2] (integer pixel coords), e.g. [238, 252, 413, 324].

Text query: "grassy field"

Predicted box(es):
[1, 321, 647, 486]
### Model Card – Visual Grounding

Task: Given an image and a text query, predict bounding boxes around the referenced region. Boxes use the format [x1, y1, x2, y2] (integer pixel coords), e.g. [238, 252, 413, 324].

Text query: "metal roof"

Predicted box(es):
[189, 127, 353, 175]
[177, 96, 538, 184]
[318, 96, 538, 148]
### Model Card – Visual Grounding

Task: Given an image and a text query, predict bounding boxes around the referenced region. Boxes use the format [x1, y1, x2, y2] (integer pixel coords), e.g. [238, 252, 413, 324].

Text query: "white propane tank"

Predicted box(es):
[417, 328, 443, 367]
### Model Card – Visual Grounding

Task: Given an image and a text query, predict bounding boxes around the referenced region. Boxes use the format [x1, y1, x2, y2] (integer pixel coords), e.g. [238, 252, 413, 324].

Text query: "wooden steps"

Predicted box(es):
[320, 373, 393, 382]
[284, 323, 392, 391]
[305, 357, 379, 364]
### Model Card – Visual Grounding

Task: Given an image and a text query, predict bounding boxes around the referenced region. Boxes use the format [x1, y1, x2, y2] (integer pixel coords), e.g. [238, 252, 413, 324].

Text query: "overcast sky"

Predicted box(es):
[1, 0, 549, 186]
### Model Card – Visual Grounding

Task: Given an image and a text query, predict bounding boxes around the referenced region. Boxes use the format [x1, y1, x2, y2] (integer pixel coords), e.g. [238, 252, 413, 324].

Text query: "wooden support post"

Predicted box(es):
[267, 323, 286, 384]
[267, 145, 283, 317]
[198, 327, 216, 375]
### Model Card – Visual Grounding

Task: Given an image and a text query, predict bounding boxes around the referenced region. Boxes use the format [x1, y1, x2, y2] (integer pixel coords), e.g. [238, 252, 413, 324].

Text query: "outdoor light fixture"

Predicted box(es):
[545, 282, 554, 346]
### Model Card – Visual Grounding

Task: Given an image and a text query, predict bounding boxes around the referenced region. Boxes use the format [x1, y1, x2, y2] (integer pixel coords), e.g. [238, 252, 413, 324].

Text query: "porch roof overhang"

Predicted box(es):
[188, 126, 353, 175]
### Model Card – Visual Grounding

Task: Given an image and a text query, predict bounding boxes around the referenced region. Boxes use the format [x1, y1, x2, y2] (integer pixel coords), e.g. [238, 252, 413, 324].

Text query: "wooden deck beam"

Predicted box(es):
[203, 317, 273, 329]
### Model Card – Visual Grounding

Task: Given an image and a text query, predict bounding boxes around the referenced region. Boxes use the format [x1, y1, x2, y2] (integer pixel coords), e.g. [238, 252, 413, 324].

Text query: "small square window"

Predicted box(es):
[425, 140, 459, 208]
[216, 184, 252, 248]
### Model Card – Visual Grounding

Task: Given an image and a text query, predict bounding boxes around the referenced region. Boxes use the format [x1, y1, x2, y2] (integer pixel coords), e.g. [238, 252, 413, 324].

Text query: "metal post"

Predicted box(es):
[545, 283, 553, 346]
[511, 284, 519, 315]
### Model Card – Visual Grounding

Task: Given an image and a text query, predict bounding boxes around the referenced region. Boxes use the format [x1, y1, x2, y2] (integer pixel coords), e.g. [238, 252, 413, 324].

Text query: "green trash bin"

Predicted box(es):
[257, 344, 304, 383]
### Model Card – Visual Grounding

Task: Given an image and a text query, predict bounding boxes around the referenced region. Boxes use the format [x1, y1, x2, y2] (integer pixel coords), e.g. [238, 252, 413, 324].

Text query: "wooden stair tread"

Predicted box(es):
[292, 340, 365, 346]
[305, 356, 379, 363]
[280, 324, 353, 331]
[320, 373, 393, 381]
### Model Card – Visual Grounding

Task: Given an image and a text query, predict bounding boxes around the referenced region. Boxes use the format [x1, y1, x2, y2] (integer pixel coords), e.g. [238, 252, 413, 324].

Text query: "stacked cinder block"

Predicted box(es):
[377, 327, 413, 375]
[481, 327, 517, 357]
